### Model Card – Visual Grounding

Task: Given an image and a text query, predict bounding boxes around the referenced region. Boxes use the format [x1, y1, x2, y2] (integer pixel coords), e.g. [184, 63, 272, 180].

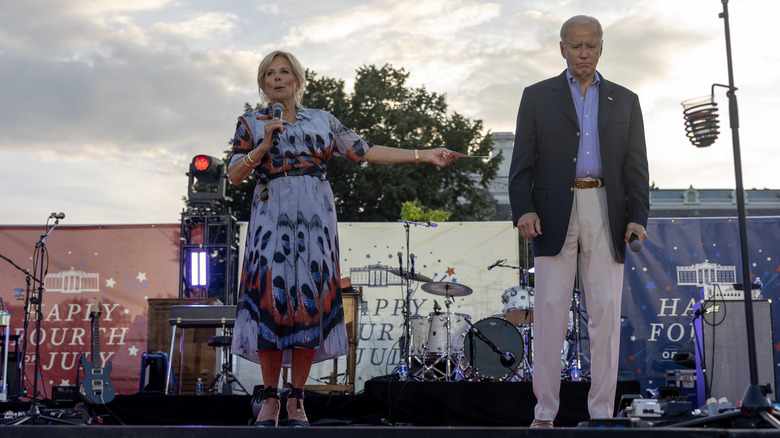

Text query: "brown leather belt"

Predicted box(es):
[574, 178, 603, 189]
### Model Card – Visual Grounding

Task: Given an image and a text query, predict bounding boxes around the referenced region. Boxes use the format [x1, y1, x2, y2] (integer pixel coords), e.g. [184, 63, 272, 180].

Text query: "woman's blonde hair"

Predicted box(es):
[257, 50, 307, 107]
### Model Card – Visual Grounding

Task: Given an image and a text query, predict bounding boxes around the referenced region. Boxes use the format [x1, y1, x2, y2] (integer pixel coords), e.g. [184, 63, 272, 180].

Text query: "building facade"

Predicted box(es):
[487, 132, 780, 219]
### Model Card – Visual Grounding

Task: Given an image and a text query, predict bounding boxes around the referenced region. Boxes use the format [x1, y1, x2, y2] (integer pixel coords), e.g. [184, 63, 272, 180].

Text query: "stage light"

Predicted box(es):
[189, 155, 223, 184]
[187, 154, 226, 205]
[190, 250, 207, 287]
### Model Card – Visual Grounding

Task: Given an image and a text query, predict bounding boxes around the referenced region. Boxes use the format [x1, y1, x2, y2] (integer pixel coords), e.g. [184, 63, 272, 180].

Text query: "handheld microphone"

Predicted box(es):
[629, 233, 642, 253]
[500, 352, 515, 367]
[271, 102, 284, 146]
[49, 212, 65, 220]
[487, 259, 505, 270]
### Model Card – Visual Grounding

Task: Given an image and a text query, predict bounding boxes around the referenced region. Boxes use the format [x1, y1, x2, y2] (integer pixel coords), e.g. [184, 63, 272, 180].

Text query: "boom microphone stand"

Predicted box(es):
[396, 220, 436, 379]
[670, 1, 779, 428]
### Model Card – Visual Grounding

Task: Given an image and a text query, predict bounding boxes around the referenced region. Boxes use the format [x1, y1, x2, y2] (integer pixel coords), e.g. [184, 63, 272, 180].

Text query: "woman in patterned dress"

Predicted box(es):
[228, 50, 456, 427]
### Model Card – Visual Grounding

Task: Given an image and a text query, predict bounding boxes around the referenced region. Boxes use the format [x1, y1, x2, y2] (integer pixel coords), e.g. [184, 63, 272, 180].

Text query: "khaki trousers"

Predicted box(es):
[532, 186, 624, 420]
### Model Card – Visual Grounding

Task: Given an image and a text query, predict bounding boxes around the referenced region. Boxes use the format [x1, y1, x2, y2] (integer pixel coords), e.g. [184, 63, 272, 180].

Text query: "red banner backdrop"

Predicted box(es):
[0, 224, 180, 398]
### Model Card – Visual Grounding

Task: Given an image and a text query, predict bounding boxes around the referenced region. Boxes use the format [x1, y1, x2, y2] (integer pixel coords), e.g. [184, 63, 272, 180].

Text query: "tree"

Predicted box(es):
[208, 65, 502, 222]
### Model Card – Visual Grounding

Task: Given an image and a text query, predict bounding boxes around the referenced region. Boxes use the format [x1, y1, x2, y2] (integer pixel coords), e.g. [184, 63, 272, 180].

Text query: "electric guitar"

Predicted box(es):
[79, 297, 116, 404]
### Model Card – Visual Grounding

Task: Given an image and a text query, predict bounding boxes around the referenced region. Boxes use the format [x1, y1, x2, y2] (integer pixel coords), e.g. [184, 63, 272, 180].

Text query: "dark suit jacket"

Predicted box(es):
[508, 70, 649, 263]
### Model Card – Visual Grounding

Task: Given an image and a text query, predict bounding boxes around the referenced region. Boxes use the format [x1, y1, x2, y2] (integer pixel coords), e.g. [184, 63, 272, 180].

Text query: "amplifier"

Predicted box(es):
[701, 284, 761, 301]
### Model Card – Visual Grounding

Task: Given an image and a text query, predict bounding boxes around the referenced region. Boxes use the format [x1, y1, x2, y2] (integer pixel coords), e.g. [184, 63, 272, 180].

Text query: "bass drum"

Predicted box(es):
[463, 317, 524, 380]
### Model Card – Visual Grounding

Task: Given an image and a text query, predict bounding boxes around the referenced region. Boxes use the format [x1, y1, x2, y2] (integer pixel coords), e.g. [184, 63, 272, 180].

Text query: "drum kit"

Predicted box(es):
[392, 221, 587, 382]
[393, 259, 537, 382]
[393, 258, 588, 382]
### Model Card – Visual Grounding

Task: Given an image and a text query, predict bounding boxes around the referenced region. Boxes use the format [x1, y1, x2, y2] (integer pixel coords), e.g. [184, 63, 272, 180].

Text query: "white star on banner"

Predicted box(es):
[105, 278, 116, 288]
[60, 379, 71, 386]
[136, 272, 146, 282]
[128, 345, 139, 356]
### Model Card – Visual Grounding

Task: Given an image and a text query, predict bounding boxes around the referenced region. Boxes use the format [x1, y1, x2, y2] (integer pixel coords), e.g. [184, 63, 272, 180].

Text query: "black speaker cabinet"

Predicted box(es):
[696, 300, 775, 405]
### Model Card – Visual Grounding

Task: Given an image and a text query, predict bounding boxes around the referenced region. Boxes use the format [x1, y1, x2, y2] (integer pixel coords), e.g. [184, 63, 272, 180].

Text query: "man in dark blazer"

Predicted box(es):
[508, 15, 649, 428]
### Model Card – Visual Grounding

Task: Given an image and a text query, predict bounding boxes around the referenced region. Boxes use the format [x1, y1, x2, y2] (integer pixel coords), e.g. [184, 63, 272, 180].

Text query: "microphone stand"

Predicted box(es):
[8, 215, 77, 425]
[396, 220, 437, 380]
[668, 1, 779, 428]
[0, 253, 43, 400]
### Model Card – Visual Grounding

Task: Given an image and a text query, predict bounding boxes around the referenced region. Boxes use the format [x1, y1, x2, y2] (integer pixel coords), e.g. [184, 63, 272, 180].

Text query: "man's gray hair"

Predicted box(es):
[560, 15, 603, 42]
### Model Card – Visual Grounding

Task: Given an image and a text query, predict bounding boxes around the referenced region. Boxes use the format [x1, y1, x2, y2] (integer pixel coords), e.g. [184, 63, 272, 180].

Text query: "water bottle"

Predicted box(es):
[398, 359, 408, 381]
[570, 364, 580, 381]
[195, 378, 204, 395]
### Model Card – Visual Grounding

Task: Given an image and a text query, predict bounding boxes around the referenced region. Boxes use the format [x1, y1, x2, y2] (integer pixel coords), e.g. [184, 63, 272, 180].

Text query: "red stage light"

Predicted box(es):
[193, 155, 211, 171]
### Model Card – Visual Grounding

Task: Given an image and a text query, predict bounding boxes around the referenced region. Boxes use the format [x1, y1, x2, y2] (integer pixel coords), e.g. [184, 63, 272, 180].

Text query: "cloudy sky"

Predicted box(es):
[0, 0, 776, 225]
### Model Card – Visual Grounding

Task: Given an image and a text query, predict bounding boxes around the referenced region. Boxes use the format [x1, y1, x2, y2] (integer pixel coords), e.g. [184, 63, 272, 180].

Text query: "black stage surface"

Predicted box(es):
[1, 381, 778, 436]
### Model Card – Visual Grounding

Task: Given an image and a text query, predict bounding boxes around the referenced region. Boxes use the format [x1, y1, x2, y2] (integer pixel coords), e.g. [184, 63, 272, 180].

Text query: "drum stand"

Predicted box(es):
[565, 286, 589, 381]
[419, 295, 463, 381]
[511, 325, 534, 382]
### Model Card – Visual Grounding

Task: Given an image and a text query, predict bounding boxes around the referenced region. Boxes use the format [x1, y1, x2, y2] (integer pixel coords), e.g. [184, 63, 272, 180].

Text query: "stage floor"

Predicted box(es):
[1, 381, 778, 436]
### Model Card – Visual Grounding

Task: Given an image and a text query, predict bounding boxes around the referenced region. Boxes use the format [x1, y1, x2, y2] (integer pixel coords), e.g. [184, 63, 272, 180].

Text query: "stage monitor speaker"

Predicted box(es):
[138, 352, 167, 393]
[697, 300, 775, 405]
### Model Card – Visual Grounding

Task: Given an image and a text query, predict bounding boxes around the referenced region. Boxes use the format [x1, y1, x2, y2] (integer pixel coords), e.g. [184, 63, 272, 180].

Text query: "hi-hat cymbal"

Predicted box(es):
[389, 269, 433, 283]
[421, 282, 473, 297]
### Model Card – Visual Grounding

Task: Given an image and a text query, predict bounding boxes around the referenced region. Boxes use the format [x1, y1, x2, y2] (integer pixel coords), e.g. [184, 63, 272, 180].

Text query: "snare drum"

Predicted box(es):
[501, 286, 534, 325]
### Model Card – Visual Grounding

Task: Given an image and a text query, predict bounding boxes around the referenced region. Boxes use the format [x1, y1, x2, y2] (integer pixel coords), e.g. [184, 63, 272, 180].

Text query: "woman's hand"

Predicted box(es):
[421, 148, 458, 168]
[263, 117, 285, 145]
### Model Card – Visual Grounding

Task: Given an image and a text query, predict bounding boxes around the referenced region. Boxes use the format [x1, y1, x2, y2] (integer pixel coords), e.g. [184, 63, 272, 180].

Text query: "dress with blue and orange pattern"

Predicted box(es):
[229, 105, 372, 366]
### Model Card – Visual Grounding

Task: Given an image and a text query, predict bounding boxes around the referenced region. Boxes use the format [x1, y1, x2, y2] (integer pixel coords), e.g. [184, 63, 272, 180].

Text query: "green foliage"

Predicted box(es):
[400, 199, 452, 222]
[205, 64, 502, 222]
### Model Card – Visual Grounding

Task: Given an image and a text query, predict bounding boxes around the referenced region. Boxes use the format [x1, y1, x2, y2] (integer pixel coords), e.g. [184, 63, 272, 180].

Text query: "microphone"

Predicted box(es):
[49, 212, 65, 220]
[433, 300, 441, 314]
[271, 102, 284, 146]
[681, 95, 719, 147]
[629, 233, 642, 253]
[500, 352, 515, 367]
[487, 259, 505, 270]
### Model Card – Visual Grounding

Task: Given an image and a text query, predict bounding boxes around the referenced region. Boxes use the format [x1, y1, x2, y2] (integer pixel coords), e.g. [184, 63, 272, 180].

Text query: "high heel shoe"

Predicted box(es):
[286, 387, 310, 428]
[253, 386, 280, 427]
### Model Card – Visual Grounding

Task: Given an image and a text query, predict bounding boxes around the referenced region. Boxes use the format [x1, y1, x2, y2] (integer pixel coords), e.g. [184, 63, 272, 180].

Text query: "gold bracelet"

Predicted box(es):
[246, 152, 258, 166]
[242, 156, 253, 168]
[414, 149, 420, 163]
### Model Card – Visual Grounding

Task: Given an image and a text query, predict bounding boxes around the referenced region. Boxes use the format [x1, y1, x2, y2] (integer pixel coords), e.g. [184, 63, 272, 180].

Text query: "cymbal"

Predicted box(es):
[389, 269, 433, 283]
[421, 282, 473, 297]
